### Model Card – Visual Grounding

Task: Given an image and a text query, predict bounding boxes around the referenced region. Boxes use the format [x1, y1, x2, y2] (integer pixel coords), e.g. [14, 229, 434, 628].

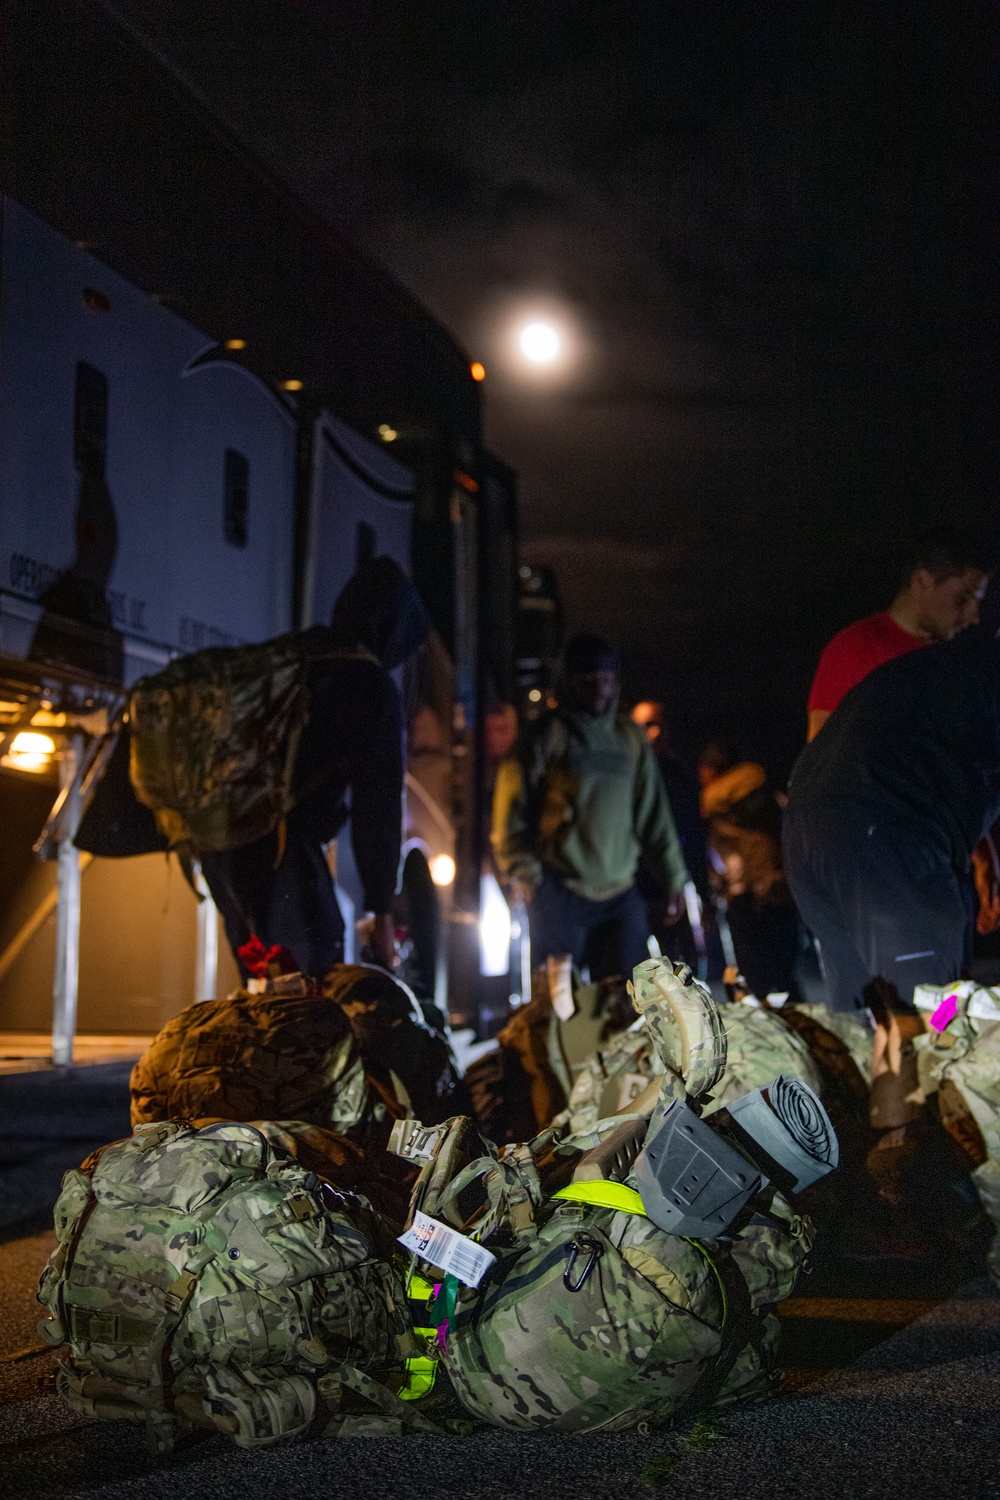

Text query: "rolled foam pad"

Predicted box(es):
[728, 1073, 839, 1192]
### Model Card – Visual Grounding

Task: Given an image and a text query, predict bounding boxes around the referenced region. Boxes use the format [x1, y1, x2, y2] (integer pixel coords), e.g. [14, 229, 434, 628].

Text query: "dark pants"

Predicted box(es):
[202, 830, 345, 980]
[783, 806, 971, 1013]
[529, 873, 650, 982]
[726, 891, 801, 1000]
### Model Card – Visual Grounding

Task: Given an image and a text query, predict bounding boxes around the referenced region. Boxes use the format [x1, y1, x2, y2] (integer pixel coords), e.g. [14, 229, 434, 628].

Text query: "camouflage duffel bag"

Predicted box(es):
[392, 1110, 814, 1434]
[438, 1190, 810, 1433]
[913, 983, 1000, 1282]
[36, 1120, 436, 1452]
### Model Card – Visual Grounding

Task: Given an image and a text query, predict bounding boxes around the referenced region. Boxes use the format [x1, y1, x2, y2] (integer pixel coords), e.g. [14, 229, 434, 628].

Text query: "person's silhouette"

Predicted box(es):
[30, 362, 124, 683]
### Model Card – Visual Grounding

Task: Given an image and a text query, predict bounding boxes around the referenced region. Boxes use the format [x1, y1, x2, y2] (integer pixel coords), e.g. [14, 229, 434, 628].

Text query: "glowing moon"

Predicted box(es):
[518, 321, 561, 364]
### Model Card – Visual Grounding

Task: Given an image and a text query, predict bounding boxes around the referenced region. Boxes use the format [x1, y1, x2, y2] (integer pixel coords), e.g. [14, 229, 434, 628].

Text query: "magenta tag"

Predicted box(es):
[930, 994, 958, 1032]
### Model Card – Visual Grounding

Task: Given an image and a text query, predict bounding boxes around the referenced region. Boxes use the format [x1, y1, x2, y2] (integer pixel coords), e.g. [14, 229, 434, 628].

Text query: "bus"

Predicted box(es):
[0, 0, 518, 1059]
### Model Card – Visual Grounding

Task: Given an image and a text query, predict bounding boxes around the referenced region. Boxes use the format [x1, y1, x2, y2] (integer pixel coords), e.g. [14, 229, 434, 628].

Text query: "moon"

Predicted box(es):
[518, 321, 562, 364]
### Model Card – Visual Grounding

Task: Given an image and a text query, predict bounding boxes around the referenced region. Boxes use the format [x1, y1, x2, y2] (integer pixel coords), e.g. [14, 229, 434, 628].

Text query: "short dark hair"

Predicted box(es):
[564, 632, 620, 675]
[697, 740, 737, 776]
[903, 525, 991, 584]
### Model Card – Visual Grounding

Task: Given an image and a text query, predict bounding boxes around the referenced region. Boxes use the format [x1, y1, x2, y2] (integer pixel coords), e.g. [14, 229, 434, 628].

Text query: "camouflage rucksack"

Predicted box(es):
[913, 983, 1000, 1283]
[37, 1120, 437, 1452]
[557, 996, 824, 1135]
[128, 634, 371, 855]
[129, 965, 464, 1161]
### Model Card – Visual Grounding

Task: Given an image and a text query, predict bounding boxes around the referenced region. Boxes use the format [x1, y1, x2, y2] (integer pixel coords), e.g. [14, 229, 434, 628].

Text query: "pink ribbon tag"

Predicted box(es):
[435, 1320, 449, 1351]
[930, 993, 958, 1032]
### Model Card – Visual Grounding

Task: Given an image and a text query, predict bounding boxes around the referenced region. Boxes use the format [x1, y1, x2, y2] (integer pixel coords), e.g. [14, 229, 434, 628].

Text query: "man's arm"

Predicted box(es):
[633, 736, 687, 895]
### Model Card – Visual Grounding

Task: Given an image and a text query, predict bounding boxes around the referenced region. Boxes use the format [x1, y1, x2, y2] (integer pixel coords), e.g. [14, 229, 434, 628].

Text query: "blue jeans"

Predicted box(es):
[529, 873, 651, 982]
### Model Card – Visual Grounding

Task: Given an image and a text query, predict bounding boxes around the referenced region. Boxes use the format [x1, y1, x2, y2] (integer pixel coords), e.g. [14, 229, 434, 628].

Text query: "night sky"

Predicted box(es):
[110, 0, 998, 774]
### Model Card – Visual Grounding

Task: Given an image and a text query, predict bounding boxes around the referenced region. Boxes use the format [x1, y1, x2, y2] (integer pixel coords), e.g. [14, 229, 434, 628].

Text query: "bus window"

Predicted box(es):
[223, 448, 249, 548]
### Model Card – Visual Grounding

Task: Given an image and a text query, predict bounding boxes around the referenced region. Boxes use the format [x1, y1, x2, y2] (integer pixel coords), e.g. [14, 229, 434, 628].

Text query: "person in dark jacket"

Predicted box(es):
[783, 629, 1000, 1013]
[200, 557, 431, 978]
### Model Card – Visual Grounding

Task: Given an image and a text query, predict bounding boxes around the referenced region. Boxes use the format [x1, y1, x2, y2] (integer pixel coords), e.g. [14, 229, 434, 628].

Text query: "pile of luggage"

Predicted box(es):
[36, 958, 838, 1450]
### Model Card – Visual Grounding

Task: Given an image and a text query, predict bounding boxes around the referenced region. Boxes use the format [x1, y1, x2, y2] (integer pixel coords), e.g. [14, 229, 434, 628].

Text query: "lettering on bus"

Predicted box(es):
[178, 616, 242, 651]
[9, 551, 148, 632]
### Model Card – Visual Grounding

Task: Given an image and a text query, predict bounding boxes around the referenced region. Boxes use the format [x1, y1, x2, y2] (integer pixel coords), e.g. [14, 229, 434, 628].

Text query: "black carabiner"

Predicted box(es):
[563, 1232, 603, 1292]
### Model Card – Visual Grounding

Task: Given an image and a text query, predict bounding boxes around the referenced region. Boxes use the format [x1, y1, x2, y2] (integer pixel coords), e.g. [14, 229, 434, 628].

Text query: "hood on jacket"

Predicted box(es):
[560, 631, 621, 717]
[329, 556, 432, 670]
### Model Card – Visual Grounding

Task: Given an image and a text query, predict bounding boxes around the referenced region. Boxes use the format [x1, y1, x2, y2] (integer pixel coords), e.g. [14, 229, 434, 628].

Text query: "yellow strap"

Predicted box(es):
[552, 1181, 647, 1216]
[398, 1328, 437, 1401]
[400, 1279, 439, 1402]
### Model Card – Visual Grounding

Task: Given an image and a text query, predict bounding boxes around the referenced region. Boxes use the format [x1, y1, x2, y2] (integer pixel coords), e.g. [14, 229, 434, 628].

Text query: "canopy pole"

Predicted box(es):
[52, 734, 83, 1066]
[193, 861, 219, 1003]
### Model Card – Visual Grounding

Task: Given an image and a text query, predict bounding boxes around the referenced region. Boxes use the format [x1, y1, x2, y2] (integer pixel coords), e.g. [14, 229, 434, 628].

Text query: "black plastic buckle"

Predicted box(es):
[563, 1232, 603, 1292]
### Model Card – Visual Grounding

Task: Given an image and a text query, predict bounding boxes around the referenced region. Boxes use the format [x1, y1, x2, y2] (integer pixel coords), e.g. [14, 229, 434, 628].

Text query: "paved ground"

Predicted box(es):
[3, 1016, 999, 1499]
[2, 1223, 999, 1500]
[0, 1035, 148, 1073]
[0, 1062, 133, 1234]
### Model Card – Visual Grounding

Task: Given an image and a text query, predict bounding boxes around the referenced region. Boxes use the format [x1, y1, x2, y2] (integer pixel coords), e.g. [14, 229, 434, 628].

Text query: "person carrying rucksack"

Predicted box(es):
[197, 558, 431, 978]
[80, 557, 431, 979]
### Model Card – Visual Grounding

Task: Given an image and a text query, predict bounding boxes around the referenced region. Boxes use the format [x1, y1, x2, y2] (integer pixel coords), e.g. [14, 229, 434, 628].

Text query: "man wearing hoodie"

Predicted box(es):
[492, 632, 687, 981]
[199, 556, 431, 978]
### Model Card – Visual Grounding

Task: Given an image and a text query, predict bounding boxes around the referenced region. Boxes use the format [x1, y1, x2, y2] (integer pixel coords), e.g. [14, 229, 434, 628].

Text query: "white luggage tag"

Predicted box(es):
[912, 981, 995, 1032]
[398, 1210, 497, 1288]
[969, 988, 1000, 1021]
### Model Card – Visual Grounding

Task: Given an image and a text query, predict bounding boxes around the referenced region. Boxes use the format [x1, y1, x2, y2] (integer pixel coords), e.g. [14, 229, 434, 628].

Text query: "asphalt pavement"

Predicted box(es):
[2, 1225, 999, 1500]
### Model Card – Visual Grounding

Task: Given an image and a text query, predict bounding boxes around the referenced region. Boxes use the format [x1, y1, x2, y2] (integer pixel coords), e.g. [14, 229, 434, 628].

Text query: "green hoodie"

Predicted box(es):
[492, 698, 687, 902]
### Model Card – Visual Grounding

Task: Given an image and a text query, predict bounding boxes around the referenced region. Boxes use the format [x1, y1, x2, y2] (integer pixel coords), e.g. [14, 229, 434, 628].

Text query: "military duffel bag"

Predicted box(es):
[36, 1120, 440, 1452]
[390, 1111, 815, 1434]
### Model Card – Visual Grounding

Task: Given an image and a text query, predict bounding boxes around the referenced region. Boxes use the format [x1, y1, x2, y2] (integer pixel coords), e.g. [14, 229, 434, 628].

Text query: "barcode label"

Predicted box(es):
[397, 1210, 496, 1288]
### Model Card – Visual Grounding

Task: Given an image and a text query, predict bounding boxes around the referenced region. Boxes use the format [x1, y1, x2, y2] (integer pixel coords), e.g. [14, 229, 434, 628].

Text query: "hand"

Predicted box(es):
[664, 890, 685, 926]
[369, 912, 398, 970]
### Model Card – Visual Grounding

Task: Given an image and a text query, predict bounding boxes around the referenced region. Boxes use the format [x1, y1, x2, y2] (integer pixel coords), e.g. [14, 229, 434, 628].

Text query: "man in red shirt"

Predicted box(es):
[807, 526, 990, 742]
